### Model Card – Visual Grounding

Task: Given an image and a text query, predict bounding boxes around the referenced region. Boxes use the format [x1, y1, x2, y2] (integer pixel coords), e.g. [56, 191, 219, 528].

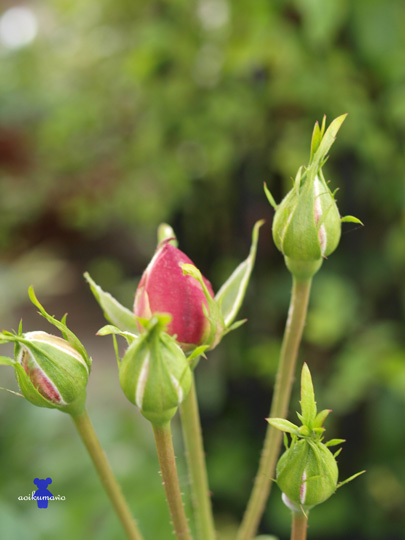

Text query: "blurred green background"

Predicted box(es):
[1, 0, 404, 538]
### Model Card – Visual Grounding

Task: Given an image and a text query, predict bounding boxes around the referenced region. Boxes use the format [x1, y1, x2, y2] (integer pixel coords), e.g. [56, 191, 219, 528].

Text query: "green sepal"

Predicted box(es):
[0, 355, 15, 366]
[341, 215, 364, 225]
[337, 470, 366, 489]
[296, 412, 305, 424]
[325, 438, 346, 447]
[187, 345, 209, 370]
[310, 115, 326, 160]
[310, 114, 347, 172]
[96, 324, 137, 344]
[223, 318, 247, 334]
[299, 363, 317, 427]
[28, 286, 91, 370]
[84, 272, 139, 335]
[182, 263, 225, 350]
[215, 219, 264, 327]
[264, 183, 277, 209]
[313, 409, 332, 428]
[267, 418, 300, 435]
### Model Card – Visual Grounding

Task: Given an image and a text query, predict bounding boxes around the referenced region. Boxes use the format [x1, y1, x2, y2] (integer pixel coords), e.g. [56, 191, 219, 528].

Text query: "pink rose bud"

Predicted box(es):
[134, 241, 215, 350]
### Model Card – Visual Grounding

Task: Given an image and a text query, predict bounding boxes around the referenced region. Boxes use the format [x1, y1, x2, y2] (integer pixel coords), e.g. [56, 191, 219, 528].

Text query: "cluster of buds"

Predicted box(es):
[268, 363, 364, 513]
[85, 220, 263, 424]
[0, 288, 91, 416]
[265, 115, 362, 279]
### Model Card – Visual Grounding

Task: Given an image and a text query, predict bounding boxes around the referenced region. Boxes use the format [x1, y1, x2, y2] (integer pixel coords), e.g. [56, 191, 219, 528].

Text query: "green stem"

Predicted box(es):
[71, 409, 143, 540]
[237, 277, 312, 540]
[291, 512, 308, 540]
[152, 422, 193, 540]
[180, 374, 216, 540]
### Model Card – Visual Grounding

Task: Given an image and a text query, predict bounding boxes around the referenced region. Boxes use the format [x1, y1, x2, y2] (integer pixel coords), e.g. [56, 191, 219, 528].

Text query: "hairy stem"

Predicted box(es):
[237, 277, 312, 540]
[71, 409, 143, 540]
[152, 422, 192, 540]
[180, 374, 216, 540]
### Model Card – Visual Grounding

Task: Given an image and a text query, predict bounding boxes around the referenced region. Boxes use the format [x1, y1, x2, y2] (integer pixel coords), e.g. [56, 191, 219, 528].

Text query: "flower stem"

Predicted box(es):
[291, 512, 308, 540]
[71, 409, 143, 540]
[180, 374, 216, 540]
[152, 422, 193, 540]
[237, 277, 312, 540]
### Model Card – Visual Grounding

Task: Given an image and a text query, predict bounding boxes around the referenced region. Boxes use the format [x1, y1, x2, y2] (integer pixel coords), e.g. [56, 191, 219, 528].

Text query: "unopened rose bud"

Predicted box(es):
[11, 331, 89, 414]
[87, 221, 263, 357]
[0, 288, 91, 415]
[134, 241, 219, 351]
[266, 115, 362, 279]
[276, 437, 338, 510]
[268, 363, 364, 512]
[272, 172, 341, 277]
[119, 315, 192, 426]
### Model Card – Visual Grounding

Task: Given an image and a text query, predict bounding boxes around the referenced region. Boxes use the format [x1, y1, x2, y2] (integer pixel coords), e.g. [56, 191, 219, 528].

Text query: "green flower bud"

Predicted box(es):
[118, 316, 192, 426]
[266, 115, 362, 280]
[0, 330, 90, 415]
[14, 331, 89, 414]
[268, 363, 365, 512]
[0, 288, 91, 415]
[276, 437, 338, 510]
[272, 171, 341, 278]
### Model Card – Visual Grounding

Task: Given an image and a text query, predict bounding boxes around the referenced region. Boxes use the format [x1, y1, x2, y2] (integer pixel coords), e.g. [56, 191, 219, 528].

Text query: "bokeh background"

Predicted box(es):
[1, 1, 404, 539]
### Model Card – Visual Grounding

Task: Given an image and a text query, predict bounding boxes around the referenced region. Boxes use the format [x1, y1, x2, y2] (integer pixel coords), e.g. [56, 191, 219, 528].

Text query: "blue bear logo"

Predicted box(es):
[33, 478, 53, 509]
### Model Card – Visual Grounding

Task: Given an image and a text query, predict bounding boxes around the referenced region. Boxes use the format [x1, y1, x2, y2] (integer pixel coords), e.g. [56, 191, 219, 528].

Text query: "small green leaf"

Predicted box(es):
[319, 114, 326, 138]
[223, 319, 247, 334]
[215, 220, 264, 327]
[296, 412, 305, 424]
[28, 286, 91, 368]
[264, 183, 277, 209]
[84, 272, 139, 334]
[96, 325, 137, 343]
[313, 409, 332, 428]
[334, 448, 343, 458]
[294, 166, 305, 193]
[182, 263, 225, 348]
[312, 427, 325, 436]
[310, 120, 322, 160]
[267, 417, 300, 434]
[187, 345, 209, 370]
[0, 356, 15, 366]
[298, 425, 311, 436]
[300, 363, 317, 426]
[325, 438, 346, 447]
[341, 215, 364, 225]
[311, 114, 347, 170]
[337, 470, 366, 489]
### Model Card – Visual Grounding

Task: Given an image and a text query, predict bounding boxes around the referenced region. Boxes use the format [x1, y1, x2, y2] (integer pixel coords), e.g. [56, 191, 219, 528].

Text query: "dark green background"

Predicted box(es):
[1, 1, 404, 538]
